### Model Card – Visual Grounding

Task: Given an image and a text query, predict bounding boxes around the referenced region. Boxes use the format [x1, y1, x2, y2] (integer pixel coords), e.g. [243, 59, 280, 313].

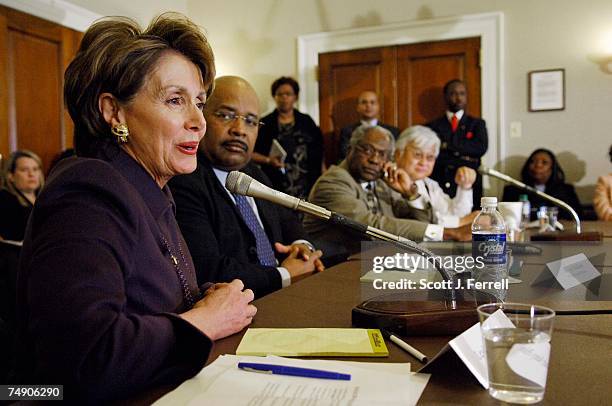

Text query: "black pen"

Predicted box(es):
[381, 329, 428, 363]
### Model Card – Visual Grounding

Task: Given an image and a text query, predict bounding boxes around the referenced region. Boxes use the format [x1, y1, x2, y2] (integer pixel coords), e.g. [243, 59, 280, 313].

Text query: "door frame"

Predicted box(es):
[298, 12, 505, 174]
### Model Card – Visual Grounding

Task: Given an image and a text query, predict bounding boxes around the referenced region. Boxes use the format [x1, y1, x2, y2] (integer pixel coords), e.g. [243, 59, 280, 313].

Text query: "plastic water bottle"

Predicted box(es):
[471, 197, 507, 301]
[519, 194, 531, 226]
[518, 194, 531, 241]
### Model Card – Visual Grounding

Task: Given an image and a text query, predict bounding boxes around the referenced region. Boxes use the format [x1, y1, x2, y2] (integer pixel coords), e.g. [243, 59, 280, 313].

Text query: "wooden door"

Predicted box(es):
[396, 37, 481, 129]
[318, 47, 396, 165]
[0, 5, 82, 172]
[318, 37, 481, 164]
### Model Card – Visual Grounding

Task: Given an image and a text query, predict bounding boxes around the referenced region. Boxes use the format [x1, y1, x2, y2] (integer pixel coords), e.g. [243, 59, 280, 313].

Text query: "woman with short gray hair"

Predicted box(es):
[394, 125, 477, 227]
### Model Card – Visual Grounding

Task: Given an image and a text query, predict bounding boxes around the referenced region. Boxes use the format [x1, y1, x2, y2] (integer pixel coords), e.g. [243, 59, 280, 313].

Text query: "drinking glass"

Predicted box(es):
[477, 303, 555, 404]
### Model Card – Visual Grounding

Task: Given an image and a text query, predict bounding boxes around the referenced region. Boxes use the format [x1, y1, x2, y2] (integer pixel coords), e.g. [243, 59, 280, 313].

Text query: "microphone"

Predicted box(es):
[226, 170, 331, 219]
[227, 171, 503, 335]
[226, 171, 459, 306]
[478, 166, 582, 233]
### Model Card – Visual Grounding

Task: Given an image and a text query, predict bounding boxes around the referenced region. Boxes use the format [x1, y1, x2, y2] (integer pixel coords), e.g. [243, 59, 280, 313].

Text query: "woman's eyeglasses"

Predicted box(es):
[213, 109, 264, 129]
[409, 149, 436, 163]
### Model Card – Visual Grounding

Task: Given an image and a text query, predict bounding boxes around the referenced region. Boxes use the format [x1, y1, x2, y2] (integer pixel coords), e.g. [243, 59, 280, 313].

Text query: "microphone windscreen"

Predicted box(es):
[226, 171, 251, 195]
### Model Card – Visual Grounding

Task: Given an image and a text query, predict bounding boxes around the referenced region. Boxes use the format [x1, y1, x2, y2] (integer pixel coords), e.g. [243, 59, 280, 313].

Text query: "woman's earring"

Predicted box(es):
[111, 123, 129, 143]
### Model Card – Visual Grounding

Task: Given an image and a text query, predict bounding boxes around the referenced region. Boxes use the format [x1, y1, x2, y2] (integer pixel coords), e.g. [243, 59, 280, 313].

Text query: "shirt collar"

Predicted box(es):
[360, 118, 378, 127]
[360, 181, 376, 191]
[212, 167, 230, 190]
[446, 110, 464, 121]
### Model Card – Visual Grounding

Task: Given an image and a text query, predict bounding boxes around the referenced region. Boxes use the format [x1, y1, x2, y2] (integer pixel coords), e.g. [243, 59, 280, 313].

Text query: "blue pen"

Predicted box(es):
[237, 362, 351, 381]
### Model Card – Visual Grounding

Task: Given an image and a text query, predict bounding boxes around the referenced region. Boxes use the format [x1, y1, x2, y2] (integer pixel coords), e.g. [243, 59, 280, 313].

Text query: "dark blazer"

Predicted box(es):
[15, 151, 210, 402]
[169, 152, 307, 298]
[0, 189, 33, 241]
[502, 184, 583, 220]
[427, 114, 488, 209]
[255, 109, 323, 198]
[338, 122, 400, 161]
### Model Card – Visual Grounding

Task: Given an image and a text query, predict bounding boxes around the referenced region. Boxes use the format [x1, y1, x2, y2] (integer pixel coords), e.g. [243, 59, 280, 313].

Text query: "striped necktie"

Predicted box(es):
[232, 193, 277, 267]
[365, 182, 381, 214]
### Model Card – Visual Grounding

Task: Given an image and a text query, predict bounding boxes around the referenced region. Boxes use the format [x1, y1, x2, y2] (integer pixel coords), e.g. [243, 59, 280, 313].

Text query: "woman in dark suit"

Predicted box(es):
[502, 148, 583, 220]
[252, 76, 323, 199]
[0, 150, 44, 241]
[15, 14, 256, 402]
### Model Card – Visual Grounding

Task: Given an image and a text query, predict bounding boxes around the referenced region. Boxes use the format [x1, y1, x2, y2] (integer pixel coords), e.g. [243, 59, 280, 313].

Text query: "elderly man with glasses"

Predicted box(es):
[304, 125, 471, 256]
[169, 76, 323, 299]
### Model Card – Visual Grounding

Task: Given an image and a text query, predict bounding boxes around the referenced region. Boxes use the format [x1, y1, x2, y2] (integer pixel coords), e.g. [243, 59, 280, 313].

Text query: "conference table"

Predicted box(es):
[139, 227, 612, 405]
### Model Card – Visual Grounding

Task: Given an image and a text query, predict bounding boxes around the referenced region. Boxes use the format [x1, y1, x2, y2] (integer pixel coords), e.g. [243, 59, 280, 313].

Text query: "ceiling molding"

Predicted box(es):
[0, 0, 101, 31]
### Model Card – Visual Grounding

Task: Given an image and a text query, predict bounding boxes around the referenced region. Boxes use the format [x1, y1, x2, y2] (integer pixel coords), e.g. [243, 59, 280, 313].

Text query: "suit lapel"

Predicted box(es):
[200, 155, 256, 239]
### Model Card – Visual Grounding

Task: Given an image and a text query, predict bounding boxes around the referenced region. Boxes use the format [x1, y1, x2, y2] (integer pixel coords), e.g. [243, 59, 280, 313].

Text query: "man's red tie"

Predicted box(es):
[451, 114, 458, 132]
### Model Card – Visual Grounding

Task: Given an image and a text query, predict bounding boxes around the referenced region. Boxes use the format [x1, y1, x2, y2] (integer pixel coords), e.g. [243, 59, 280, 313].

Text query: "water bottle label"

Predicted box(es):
[472, 234, 506, 264]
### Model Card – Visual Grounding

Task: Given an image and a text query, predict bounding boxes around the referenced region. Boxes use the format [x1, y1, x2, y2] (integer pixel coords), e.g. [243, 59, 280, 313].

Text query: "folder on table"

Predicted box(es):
[236, 328, 389, 357]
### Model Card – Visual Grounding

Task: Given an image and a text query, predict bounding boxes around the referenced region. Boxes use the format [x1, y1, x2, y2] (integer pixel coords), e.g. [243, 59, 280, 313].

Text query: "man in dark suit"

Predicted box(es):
[169, 76, 323, 299]
[337, 91, 399, 161]
[427, 79, 488, 210]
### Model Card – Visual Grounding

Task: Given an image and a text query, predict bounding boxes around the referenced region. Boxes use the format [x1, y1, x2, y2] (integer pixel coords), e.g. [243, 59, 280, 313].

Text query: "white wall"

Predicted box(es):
[187, 0, 612, 203]
[67, 0, 187, 25]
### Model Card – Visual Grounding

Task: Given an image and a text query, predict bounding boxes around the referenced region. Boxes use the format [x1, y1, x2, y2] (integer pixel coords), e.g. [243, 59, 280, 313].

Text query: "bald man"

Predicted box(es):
[337, 91, 399, 161]
[169, 76, 322, 299]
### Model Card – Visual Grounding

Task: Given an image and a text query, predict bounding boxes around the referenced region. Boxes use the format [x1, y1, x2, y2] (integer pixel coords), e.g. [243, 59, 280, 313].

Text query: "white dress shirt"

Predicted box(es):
[446, 109, 465, 122]
[361, 118, 379, 127]
[408, 177, 473, 228]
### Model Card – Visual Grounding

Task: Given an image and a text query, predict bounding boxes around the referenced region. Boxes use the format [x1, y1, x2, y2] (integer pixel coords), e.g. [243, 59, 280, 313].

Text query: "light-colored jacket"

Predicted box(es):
[593, 174, 612, 221]
[304, 161, 429, 253]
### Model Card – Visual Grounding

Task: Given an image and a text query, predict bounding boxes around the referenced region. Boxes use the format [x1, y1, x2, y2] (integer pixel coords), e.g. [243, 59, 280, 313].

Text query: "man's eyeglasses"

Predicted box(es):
[213, 110, 264, 129]
[355, 144, 391, 161]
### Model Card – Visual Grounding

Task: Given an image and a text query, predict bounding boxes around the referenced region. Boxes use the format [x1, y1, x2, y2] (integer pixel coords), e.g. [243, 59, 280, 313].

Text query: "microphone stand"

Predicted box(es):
[280, 199, 459, 309]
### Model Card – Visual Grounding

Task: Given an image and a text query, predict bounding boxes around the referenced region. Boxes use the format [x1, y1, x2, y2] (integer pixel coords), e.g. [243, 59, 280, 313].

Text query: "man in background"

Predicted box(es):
[170, 76, 323, 298]
[427, 79, 488, 210]
[337, 91, 399, 161]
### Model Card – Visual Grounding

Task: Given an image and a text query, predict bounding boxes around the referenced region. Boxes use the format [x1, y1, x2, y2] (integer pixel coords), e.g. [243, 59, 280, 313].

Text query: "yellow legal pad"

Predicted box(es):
[235, 328, 389, 357]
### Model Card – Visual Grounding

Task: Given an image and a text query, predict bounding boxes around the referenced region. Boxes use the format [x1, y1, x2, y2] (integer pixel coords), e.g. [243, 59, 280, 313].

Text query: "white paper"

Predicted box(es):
[482, 309, 516, 330]
[546, 253, 601, 290]
[155, 355, 430, 406]
[449, 309, 515, 389]
[506, 342, 551, 387]
[508, 276, 522, 284]
[269, 139, 287, 160]
[449, 323, 489, 388]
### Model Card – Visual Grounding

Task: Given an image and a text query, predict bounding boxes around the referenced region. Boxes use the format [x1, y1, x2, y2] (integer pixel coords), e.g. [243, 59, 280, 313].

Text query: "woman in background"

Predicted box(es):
[502, 148, 583, 219]
[0, 150, 44, 241]
[253, 76, 323, 199]
[593, 144, 612, 220]
[15, 14, 255, 402]
[394, 125, 478, 227]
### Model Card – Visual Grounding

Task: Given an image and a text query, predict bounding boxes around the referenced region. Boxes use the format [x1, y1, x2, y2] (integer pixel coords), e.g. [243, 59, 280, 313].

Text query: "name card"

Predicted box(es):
[546, 253, 600, 290]
[447, 309, 515, 388]
[425, 309, 552, 390]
